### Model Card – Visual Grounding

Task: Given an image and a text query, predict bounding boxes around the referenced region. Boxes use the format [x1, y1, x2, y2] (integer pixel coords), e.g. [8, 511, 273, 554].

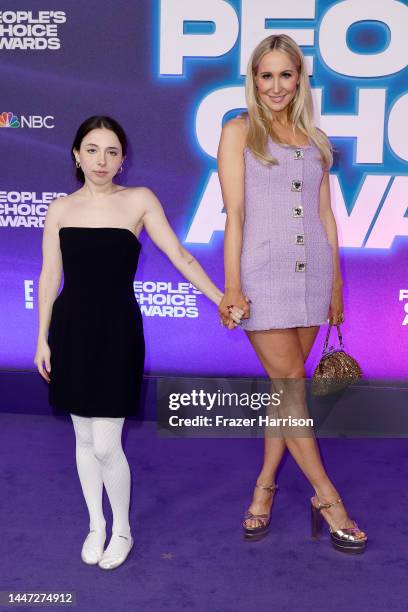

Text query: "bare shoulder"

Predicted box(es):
[122, 186, 158, 202]
[50, 188, 83, 210]
[121, 186, 161, 211]
[222, 114, 248, 138]
[121, 186, 153, 198]
[46, 193, 71, 223]
[219, 114, 248, 158]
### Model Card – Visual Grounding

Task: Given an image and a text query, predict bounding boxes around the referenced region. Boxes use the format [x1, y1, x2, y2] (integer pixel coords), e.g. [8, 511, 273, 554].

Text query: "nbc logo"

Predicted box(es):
[0, 112, 54, 128]
[0, 112, 20, 127]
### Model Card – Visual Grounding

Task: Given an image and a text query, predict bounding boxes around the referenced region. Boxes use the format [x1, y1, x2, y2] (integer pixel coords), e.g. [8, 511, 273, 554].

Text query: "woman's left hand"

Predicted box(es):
[220, 305, 245, 329]
[328, 284, 344, 325]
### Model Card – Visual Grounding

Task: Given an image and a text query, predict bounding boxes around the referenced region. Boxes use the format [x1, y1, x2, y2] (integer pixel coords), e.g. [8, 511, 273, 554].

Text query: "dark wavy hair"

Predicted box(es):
[71, 115, 128, 182]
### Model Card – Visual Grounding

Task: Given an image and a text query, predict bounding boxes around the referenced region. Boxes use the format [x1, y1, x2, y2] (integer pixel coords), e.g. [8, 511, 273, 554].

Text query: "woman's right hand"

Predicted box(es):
[219, 289, 250, 328]
[34, 339, 51, 383]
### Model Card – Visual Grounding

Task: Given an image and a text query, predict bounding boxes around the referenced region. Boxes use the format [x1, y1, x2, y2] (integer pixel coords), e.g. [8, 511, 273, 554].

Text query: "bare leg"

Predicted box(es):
[244, 327, 319, 527]
[244, 327, 365, 535]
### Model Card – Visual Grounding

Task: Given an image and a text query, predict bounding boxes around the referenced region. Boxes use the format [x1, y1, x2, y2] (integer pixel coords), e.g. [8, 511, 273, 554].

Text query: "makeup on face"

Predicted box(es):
[77, 128, 123, 180]
[255, 50, 299, 113]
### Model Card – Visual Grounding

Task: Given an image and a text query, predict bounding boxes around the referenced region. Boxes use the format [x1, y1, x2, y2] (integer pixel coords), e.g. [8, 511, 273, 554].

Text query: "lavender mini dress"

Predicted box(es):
[240, 136, 333, 331]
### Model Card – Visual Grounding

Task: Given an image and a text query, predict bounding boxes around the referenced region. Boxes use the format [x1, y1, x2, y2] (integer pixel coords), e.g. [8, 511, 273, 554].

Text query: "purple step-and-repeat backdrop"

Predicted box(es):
[1, 0, 407, 377]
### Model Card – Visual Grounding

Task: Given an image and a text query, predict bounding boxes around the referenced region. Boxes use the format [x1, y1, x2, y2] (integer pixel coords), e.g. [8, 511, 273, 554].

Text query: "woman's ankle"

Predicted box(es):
[112, 526, 131, 538]
[256, 472, 277, 487]
[312, 481, 341, 501]
[89, 520, 106, 533]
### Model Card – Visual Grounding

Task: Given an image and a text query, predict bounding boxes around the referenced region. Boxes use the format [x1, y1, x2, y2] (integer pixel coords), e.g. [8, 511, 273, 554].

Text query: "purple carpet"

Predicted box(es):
[1, 412, 406, 611]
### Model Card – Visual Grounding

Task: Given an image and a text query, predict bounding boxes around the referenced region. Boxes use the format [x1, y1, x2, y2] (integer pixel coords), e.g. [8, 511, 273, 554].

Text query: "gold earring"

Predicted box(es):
[75, 160, 80, 168]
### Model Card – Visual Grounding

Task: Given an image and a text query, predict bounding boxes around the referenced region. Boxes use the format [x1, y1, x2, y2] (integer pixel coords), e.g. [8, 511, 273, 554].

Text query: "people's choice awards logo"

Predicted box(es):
[0, 112, 54, 129]
[134, 281, 201, 318]
[0, 112, 20, 127]
[0, 10, 67, 50]
[0, 191, 67, 228]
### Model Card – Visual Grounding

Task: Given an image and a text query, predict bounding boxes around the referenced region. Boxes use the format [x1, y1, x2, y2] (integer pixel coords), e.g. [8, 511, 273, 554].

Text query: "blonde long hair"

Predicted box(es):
[245, 34, 332, 169]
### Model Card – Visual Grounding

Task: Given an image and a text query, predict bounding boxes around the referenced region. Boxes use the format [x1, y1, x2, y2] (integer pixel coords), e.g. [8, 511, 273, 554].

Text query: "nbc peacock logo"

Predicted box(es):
[0, 112, 54, 128]
[0, 112, 20, 128]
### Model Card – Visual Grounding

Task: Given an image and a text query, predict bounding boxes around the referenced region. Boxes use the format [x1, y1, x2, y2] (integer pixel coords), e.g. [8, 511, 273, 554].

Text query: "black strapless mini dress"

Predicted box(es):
[48, 227, 145, 418]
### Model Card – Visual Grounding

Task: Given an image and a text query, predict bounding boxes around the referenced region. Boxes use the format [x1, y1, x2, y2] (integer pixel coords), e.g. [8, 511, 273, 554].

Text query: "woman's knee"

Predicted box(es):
[91, 418, 124, 464]
[93, 441, 112, 464]
[266, 363, 306, 379]
[71, 415, 93, 448]
[284, 365, 306, 379]
[93, 439, 121, 465]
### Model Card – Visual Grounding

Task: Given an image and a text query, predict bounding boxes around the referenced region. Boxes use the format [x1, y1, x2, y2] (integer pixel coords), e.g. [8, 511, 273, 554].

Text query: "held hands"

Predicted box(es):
[219, 289, 250, 330]
[34, 339, 51, 383]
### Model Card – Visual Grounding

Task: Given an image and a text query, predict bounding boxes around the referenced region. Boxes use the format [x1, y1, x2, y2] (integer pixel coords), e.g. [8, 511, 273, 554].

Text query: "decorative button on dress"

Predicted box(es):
[240, 139, 333, 331]
[48, 227, 145, 418]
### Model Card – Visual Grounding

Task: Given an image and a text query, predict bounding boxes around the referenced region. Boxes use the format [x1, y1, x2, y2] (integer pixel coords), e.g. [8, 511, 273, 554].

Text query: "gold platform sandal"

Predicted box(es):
[243, 483, 278, 541]
[311, 495, 367, 554]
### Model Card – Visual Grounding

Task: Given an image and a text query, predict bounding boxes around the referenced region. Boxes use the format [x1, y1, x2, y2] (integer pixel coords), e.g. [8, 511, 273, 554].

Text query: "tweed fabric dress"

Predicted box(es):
[240, 137, 333, 331]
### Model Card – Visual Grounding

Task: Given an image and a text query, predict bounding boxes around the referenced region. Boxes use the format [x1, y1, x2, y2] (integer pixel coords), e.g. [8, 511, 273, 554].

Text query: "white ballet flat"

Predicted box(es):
[98, 534, 134, 570]
[81, 530, 106, 565]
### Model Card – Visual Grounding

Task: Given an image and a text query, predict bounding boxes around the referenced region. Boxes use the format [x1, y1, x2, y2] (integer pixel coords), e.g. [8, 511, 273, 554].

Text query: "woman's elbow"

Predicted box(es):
[169, 245, 195, 268]
[39, 266, 62, 284]
[179, 247, 195, 266]
[225, 210, 244, 230]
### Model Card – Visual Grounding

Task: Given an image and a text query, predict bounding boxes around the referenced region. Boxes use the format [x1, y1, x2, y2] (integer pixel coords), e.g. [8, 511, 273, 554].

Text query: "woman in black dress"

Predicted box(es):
[34, 116, 242, 570]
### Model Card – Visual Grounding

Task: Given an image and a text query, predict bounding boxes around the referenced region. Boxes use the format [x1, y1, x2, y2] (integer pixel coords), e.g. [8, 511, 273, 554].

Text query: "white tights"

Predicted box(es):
[71, 415, 131, 537]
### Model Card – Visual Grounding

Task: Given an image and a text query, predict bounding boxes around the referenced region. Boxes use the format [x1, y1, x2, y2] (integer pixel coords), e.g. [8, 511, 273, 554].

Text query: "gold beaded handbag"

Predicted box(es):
[311, 324, 363, 396]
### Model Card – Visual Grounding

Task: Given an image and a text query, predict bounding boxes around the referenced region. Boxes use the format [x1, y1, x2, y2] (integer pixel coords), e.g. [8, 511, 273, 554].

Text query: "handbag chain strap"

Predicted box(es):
[322, 323, 345, 356]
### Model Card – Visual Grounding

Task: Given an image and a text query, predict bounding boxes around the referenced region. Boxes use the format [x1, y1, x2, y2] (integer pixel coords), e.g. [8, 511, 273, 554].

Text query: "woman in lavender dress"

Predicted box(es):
[218, 35, 367, 553]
